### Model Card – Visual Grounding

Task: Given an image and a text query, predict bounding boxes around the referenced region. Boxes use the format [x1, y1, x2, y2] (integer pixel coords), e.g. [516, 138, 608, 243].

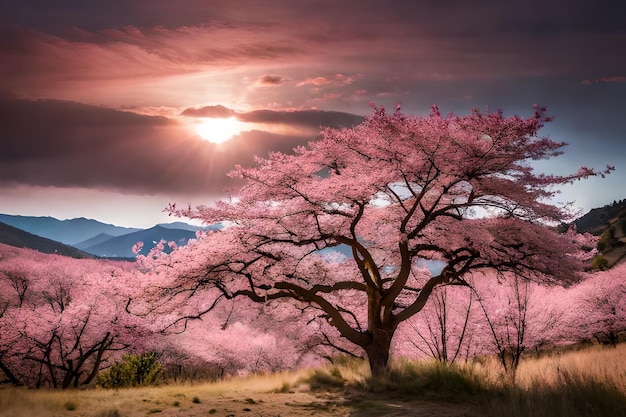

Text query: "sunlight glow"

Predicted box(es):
[194, 117, 243, 143]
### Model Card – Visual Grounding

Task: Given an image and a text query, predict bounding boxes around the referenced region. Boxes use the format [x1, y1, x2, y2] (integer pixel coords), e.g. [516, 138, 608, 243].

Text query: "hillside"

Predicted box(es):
[574, 199, 626, 267]
[574, 199, 626, 234]
[596, 206, 626, 267]
[0, 221, 94, 259]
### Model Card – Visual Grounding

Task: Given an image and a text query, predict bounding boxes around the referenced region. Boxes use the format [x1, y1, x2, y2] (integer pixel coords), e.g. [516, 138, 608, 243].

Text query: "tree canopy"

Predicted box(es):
[144, 105, 611, 376]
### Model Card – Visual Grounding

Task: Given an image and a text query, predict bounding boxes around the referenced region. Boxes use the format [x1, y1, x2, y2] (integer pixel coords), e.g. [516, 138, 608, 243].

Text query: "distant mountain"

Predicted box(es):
[0, 214, 140, 245]
[81, 225, 198, 258]
[0, 221, 94, 259]
[74, 232, 116, 250]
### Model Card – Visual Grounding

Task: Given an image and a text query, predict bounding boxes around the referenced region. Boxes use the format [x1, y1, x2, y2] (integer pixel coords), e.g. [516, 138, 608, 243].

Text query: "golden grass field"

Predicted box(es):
[1, 344, 625, 417]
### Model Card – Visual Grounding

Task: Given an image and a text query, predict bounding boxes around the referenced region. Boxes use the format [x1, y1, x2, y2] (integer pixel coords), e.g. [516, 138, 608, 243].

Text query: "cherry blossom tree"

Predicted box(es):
[144, 105, 609, 376]
[564, 262, 626, 345]
[151, 297, 325, 378]
[470, 273, 565, 383]
[0, 244, 146, 388]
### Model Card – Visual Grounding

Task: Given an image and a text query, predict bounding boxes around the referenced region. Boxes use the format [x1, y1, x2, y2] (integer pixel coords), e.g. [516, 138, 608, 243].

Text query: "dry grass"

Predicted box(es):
[462, 344, 626, 417]
[0, 368, 349, 417]
[1, 344, 624, 417]
[310, 344, 626, 416]
[453, 344, 626, 391]
[516, 344, 626, 392]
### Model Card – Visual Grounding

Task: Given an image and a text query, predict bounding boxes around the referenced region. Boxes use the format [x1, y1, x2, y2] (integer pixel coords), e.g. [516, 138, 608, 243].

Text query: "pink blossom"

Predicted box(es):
[132, 241, 144, 254]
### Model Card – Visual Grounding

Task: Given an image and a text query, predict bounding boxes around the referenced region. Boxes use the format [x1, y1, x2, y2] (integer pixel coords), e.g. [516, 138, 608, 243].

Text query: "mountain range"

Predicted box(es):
[0, 214, 141, 246]
[0, 214, 219, 259]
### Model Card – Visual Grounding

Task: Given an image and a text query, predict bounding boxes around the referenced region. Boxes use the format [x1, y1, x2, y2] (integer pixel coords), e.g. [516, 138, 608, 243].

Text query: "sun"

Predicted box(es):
[194, 117, 243, 144]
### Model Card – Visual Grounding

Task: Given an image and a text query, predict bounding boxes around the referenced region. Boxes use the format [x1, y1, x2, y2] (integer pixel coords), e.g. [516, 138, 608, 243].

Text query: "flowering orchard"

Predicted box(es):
[1, 243, 622, 387]
[0, 246, 324, 387]
[562, 262, 626, 346]
[141, 105, 611, 376]
[0, 244, 145, 388]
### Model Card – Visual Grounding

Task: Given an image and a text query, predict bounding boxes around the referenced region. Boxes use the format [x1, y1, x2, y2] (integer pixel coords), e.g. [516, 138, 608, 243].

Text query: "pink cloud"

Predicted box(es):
[323, 93, 342, 100]
[296, 73, 358, 87]
[596, 76, 626, 83]
[582, 76, 626, 85]
[297, 77, 332, 87]
[0, 24, 306, 103]
[334, 73, 356, 85]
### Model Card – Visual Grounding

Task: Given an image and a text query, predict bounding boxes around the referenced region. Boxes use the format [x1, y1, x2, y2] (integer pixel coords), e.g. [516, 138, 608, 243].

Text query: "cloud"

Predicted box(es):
[0, 24, 303, 101]
[179, 105, 363, 130]
[582, 76, 626, 84]
[0, 96, 363, 195]
[297, 74, 357, 87]
[256, 74, 284, 86]
[598, 76, 626, 83]
[297, 77, 332, 87]
[180, 105, 236, 118]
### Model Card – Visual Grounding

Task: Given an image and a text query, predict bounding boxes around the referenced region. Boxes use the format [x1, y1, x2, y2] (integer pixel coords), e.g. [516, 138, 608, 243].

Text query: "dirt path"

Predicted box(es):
[347, 399, 483, 417]
[0, 383, 486, 417]
[149, 390, 484, 417]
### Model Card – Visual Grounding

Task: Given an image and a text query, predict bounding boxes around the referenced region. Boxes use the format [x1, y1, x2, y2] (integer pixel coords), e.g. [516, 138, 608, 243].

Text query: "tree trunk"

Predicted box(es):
[500, 348, 520, 386]
[364, 326, 395, 378]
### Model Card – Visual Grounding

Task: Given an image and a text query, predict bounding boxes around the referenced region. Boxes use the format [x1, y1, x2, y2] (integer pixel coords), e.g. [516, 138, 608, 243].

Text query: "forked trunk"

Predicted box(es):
[364, 326, 395, 378]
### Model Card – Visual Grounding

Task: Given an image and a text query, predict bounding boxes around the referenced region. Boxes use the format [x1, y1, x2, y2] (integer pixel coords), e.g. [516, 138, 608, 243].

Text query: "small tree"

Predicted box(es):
[142, 105, 609, 377]
[472, 273, 566, 384]
[401, 284, 476, 364]
[473, 274, 530, 384]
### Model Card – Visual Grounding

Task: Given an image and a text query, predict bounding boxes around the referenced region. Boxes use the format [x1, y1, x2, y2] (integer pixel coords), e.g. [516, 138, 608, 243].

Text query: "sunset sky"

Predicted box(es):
[1, 0, 625, 228]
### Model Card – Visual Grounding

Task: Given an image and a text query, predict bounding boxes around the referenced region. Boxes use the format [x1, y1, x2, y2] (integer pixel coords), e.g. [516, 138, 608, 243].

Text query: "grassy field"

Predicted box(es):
[1, 344, 625, 417]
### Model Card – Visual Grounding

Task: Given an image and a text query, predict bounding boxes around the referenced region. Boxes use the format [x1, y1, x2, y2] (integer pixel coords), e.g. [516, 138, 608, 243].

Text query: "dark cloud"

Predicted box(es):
[0, 97, 170, 160]
[3, 0, 624, 36]
[180, 105, 236, 118]
[179, 105, 364, 131]
[257, 74, 283, 86]
[0, 0, 230, 33]
[0, 96, 343, 194]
